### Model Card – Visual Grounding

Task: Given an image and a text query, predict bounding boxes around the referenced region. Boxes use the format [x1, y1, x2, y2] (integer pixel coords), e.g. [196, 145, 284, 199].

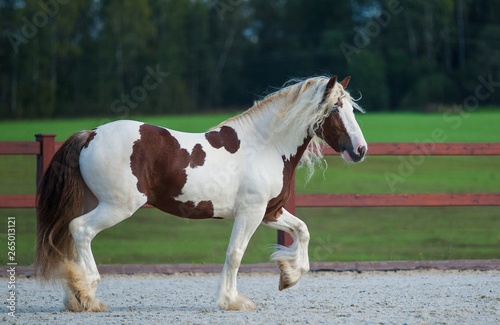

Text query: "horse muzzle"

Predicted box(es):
[341, 144, 367, 163]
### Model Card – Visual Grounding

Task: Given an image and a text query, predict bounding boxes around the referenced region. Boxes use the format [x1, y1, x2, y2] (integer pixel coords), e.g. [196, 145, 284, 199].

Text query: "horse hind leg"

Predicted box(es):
[63, 200, 143, 312]
[262, 208, 310, 291]
[63, 206, 107, 312]
[59, 188, 102, 312]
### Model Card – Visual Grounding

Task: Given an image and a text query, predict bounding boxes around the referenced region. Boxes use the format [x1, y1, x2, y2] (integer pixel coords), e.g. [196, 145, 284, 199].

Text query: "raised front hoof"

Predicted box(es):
[64, 289, 108, 312]
[276, 260, 306, 291]
[218, 293, 257, 311]
[278, 270, 299, 291]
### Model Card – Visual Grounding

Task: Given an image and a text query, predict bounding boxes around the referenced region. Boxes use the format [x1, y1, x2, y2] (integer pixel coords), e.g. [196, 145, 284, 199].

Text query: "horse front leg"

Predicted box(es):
[217, 207, 264, 311]
[262, 208, 310, 290]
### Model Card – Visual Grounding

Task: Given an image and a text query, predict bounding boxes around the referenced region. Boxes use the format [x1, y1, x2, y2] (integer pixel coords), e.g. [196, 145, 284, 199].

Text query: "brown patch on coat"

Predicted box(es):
[205, 126, 240, 154]
[335, 96, 344, 108]
[263, 138, 311, 223]
[314, 110, 350, 153]
[83, 130, 97, 149]
[130, 124, 214, 219]
[175, 200, 215, 220]
[190, 143, 206, 168]
[317, 75, 350, 152]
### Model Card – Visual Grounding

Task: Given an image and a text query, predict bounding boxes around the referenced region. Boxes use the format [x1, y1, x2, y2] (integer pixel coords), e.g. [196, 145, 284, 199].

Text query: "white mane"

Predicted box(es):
[216, 76, 363, 179]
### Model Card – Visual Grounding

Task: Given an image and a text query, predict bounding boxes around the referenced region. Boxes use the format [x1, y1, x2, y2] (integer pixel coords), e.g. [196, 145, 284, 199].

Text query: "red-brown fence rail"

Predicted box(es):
[1, 135, 500, 247]
[280, 142, 500, 246]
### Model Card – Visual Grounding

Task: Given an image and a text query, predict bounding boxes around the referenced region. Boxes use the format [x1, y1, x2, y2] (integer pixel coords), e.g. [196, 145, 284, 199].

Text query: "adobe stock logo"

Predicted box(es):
[339, 0, 406, 63]
[384, 73, 500, 192]
[6, 0, 71, 54]
[110, 65, 169, 118]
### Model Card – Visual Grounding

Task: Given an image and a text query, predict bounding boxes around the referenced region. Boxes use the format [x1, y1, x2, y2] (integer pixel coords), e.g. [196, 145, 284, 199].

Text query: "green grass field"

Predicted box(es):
[0, 110, 499, 266]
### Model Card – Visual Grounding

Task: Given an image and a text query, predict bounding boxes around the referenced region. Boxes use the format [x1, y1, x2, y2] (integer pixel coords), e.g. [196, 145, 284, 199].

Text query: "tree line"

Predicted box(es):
[1, 0, 499, 119]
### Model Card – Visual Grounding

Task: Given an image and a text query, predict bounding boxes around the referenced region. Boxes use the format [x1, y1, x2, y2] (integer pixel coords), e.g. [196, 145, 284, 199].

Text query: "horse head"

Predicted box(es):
[315, 76, 367, 162]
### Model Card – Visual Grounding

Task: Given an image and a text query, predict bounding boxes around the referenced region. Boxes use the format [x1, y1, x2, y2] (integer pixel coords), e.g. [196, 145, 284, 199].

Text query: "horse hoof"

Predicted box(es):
[219, 293, 257, 311]
[277, 260, 302, 291]
[64, 289, 108, 312]
[279, 271, 299, 291]
[230, 294, 257, 311]
[88, 299, 108, 312]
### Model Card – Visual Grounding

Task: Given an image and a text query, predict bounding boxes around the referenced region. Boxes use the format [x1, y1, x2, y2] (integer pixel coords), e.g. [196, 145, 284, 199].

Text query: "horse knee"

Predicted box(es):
[226, 248, 244, 269]
[69, 218, 93, 245]
[296, 222, 310, 243]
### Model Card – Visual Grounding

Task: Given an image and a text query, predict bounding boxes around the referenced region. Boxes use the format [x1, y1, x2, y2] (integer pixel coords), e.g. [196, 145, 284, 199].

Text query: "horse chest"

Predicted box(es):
[263, 159, 294, 222]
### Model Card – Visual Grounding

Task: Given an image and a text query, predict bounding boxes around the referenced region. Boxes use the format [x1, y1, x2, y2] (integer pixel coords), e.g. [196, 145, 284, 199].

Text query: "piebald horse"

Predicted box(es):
[35, 76, 367, 312]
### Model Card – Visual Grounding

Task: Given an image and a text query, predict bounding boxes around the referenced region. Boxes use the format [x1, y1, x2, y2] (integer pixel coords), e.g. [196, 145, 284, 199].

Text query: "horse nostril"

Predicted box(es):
[358, 145, 366, 157]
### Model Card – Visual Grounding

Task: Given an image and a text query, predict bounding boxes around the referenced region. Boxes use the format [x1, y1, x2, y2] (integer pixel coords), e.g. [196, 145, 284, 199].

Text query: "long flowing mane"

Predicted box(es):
[215, 77, 363, 178]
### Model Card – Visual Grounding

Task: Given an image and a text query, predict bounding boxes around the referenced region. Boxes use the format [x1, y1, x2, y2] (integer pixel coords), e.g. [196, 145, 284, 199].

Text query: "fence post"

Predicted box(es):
[35, 134, 56, 187]
[278, 173, 296, 247]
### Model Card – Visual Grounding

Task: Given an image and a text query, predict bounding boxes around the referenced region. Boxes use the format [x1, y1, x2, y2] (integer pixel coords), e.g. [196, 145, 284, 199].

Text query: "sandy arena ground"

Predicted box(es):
[4, 270, 500, 324]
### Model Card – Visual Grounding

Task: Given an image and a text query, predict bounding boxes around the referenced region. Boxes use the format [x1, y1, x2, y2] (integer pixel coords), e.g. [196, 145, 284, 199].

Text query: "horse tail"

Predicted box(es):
[35, 130, 94, 281]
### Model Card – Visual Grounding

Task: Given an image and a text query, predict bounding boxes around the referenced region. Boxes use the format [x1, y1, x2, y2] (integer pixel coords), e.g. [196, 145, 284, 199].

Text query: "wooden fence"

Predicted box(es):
[1, 135, 500, 248]
[280, 142, 500, 246]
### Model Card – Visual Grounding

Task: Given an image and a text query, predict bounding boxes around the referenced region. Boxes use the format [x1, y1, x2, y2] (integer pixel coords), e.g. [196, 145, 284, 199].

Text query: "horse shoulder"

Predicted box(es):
[236, 150, 285, 207]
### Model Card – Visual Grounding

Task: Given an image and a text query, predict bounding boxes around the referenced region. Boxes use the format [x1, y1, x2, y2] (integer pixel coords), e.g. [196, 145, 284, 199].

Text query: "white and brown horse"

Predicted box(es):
[35, 76, 367, 312]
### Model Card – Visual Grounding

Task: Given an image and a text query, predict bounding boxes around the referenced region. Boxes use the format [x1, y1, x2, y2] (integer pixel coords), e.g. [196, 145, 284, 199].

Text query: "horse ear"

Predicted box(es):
[339, 76, 351, 89]
[323, 76, 337, 101]
[326, 76, 337, 93]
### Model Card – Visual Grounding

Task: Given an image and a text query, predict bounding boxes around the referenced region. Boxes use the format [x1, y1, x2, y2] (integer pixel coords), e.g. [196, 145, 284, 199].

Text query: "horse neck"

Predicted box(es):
[228, 97, 313, 161]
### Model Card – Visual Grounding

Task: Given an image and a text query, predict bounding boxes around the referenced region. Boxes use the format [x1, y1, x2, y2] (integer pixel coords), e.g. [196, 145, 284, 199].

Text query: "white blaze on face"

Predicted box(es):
[338, 100, 367, 162]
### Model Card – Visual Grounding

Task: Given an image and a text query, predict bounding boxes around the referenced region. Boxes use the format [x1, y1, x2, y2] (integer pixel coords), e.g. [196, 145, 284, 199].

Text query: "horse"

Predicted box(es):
[35, 75, 367, 312]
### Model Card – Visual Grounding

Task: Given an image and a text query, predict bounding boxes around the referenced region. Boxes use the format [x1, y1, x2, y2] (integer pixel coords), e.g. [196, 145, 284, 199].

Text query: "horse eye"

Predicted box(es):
[332, 107, 339, 114]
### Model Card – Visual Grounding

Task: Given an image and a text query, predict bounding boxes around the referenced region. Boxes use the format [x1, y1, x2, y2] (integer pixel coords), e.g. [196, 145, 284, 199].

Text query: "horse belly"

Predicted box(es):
[148, 191, 223, 220]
